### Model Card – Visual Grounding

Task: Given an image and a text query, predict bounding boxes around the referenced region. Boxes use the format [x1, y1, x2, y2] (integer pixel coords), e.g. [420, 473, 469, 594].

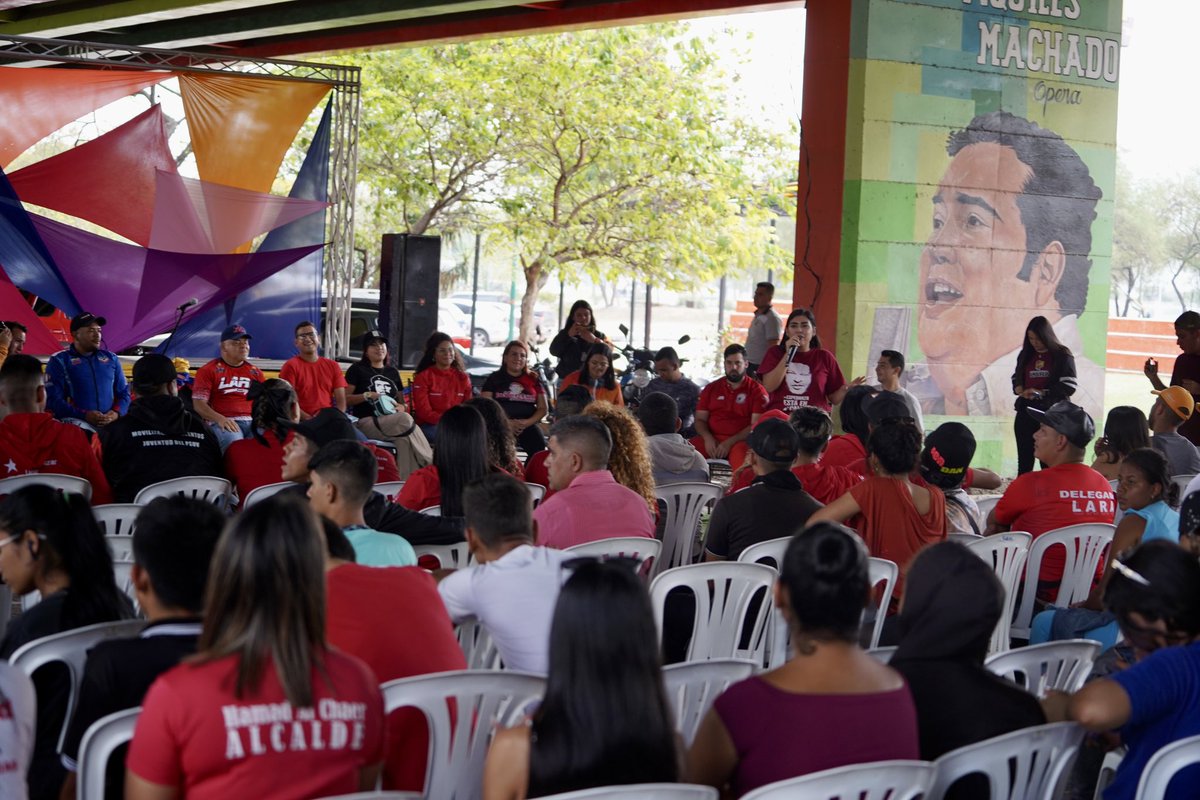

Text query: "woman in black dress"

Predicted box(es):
[1012, 315, 1077, 474]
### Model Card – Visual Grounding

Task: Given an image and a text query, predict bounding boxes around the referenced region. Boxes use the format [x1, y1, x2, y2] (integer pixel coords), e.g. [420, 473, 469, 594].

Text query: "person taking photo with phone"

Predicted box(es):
[1013, 316, 1077, 474]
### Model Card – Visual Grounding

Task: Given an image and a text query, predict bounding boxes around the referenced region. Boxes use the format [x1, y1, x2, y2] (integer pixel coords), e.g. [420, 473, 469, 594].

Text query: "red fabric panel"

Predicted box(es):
[0, 270, 64, 355]
[0, 67, 170, 169]
[9, 105, 177, 246]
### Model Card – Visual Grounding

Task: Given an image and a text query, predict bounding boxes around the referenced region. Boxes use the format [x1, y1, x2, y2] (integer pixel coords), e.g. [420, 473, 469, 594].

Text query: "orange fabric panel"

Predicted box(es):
[179, 74, 330, 194]
[0, 67, 170, 168]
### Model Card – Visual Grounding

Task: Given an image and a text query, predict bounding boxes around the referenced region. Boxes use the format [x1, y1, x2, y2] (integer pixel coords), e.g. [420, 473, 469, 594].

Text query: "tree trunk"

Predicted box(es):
[519, 260, 543, 345]
[1173, 262, 1189, 313]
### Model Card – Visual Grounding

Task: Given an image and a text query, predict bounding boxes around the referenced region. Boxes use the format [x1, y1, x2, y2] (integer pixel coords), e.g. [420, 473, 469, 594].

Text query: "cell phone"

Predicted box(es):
[1148, 358, 1158, 369]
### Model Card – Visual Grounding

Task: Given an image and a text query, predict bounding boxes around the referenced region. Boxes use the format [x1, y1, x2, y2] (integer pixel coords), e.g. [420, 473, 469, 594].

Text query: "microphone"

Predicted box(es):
[786, 344, 798, 363]
[176, 297, 199, 313]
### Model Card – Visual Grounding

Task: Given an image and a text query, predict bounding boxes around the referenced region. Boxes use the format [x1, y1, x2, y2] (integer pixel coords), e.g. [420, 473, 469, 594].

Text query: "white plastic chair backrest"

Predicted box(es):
[91, 503, 140, 539]
[374, 480, 405, 499]
[649, 562, 776, 663]
[928, 721, 1084, 800]
[864, 558, 898, 650]
[525, 482, 547, 506]
[455, 618, 503, 670]
[1134, 733, 1200, 799]
[1095, 747, 1125, 800]
[662, 659, 756, 746]
[380, 669, 545, 799]
[740, 760, 935, 800]
[654, 482, 722, 576]
[536, 785, 719, 799]
[133, 476, 231, 509]
[413, 542, 470, 570]
[1012, 523, 1115, 640]
[419, 505, 442, 516]
[736, 536, 791, 571]
[975, 494, 1003, 520]
[0, 472, 92, 500]
[737, 537, 792, 668]
[565, 537, 663, 578]
[1170, 474, 1196, 506]
[867, 646, 897, 664]
[947, 532, 983, 545]
[967, 532, 1032, 655]
[985, 640, 1101, 698]
[77, 707, 140, 800]
[241, 481, 293, 508]
[9, 619, 146, 753]
[111, 560, 140, 614]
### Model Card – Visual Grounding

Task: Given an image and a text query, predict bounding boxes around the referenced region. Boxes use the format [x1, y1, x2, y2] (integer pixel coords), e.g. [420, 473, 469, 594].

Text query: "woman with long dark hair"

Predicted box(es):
[466, 396, 524, 477]
[126, 496, 384, 799]
[483, 560, 678, 798]
[481, 340, 549, 455]
[411, 332, 472, 443]
[1013, 315, 1077, 474]
[0, 486, 131, 800]
[346, 330, 431, 478]
[224, 378, 301, 502]
[1090, 405, 1151, 481]
[397, 404, 491, 516]
[821, 384, 874, 469]
[688, 523, 917, 796]
[558, 343, 624, 406]
[759, 309, 850, 413]
[549, 300, 606, 381]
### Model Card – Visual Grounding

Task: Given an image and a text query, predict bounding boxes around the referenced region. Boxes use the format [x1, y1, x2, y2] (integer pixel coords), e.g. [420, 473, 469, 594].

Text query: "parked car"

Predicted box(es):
[448, 292, 551, 346]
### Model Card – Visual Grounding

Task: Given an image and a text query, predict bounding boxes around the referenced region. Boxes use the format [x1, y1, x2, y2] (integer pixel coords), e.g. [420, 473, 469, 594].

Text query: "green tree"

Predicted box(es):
[1110, 163, 1167, 317]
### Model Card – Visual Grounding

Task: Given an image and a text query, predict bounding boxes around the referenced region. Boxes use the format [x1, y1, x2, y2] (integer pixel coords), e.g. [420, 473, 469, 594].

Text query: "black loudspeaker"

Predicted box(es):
[379, 234, 441, 369]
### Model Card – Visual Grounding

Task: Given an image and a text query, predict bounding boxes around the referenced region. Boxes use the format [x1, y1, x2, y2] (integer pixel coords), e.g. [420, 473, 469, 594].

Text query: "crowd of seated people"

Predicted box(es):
[7, 302, 1200, 800]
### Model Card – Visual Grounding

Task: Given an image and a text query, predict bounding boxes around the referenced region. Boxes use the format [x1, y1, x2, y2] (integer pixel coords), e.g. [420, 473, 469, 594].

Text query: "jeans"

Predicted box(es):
[206, 417, 255, 453]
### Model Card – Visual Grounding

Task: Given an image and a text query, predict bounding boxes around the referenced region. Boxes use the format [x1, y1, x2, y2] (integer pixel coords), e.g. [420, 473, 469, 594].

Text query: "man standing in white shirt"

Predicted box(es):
[438, 472, 569, 675]
[744, 282, 783, 378]
[868, 350, 925, 434]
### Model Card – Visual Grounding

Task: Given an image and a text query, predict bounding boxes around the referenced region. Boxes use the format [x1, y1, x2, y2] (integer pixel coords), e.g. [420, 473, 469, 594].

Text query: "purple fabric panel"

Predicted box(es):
[166, 103, 331, 359]
[30, 214, 320, 352]
[0, 165, 79, 317]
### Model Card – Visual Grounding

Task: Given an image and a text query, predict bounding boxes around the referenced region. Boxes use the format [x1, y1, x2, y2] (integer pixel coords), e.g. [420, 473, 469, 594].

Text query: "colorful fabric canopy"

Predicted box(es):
[0, 166, 79, 319]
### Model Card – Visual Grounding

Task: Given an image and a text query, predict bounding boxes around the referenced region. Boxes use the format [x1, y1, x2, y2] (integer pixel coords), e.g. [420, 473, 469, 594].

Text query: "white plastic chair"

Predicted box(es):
[317, 794, 421, 800]
[111, 559, 140, 614]
[974, 494, 1002, 520]
[566, 537, 662, 577]
[862, 557, 898, 650]
[737, 536, 791, 570]
[928, 721, 1084, 799]
[654, 482, 723, 576]
[537, 785, 718, 799]
[455, 618, 503, 670]
[1011, 523, 1115, 640]
[413, 542, 470, 570]
[93, 502, 142, 560]
[525, 482, 547, 506]
[650, 562, 776, 664]
[77, 706, 140, 800]
[380, 669, 545, 799]
[662, 658, 755, 746]
[867, 646, 898, 664]
[1134, 733, 1200, 799]
[741, 760, 935, 800]
[374, 480, 405, 499]
[241, 481, 294, 508]
[737, 537, 792, 667]
[1170, 474, 1196, 506]
[133, 476, 231, 509]
[419, 505, 442, 516]
[967, 532, 1032, 654]
[984, 640, 1102, 698]
[9, 619, 146, 753]
[1094, 747, 1125, 800]
[0, 472, 92, 500]
[947, 532, 983, 545]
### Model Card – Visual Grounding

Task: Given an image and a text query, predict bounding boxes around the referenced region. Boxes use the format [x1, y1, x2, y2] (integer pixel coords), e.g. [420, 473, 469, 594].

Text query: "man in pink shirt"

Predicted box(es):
[532, 415, 655, 548]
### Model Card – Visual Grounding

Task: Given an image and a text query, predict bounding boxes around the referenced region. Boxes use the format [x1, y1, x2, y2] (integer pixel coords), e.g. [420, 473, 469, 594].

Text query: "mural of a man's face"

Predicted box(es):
[918, 141, 1067, 410]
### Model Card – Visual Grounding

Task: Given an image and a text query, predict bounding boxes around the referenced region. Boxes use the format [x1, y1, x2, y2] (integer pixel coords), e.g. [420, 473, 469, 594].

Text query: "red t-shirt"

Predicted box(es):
[696, 378, 768, 440]
[758, 347, 846, 413]
[397, 465, 441, 511]
[224, 430, 288, 502]
[279, 357, 348, 418]
[410, 367, 472, 426]
[524, 451, 555, 503]
[849, 476, 947, 607]
[126, 650, 384, 800]
[791, 462, 863, 505]
[993, 462, 1115, 589]
[192, 359, 265, 418]
[326, 564, 466, 791]
[1022, 351, 1054, 393]
[822, 434, 867, 470]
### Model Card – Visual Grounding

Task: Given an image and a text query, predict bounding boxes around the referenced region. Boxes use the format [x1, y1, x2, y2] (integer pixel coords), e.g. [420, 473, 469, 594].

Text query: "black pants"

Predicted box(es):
[1015, 407, 1042, 475]
[516, 423, 546, 455]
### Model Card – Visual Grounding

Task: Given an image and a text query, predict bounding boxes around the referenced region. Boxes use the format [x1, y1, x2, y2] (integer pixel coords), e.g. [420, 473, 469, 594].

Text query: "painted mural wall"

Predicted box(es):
[838, 0, 1121, 469]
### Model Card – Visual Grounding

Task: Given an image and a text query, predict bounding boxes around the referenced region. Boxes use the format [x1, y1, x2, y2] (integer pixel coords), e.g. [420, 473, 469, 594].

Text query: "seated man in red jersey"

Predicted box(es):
[532, 415, 655, 548]
[190, 324, 264, 452]
[319, 519, 465, 792]
[691, 344, 767, 468]
[524, 384, 593, 499]
[987, 400, 1116, 600]
[786, 406, 863, 505]
[279, 320, 347, 419]
[0, 355, 112, 503]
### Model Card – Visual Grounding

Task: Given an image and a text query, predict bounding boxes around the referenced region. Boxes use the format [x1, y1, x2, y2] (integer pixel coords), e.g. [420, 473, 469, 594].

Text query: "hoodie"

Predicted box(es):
[0, 412, 112, 503]
[646, 433, 709, 486]
[99, 394, 223, 502]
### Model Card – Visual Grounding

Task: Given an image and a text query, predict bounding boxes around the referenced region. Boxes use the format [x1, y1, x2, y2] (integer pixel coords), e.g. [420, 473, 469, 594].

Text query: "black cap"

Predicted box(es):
[220, 324, 251, 341]
[132, 354, 177, 388]
[281, 407, 358, 449]
[867, 390, 915, 426]
[919, 422, 976, 489]
[70, 312, 106, 332]
[1181, 491, 1200, 537]
[748, 418, 800, 464]
[361, 329, 387, 350]
[1026, 400, 1095, 450]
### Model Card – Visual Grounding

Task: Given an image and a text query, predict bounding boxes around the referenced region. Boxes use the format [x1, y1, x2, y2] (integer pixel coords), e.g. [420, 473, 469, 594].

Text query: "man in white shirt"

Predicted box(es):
[744, 281, 783, 377]
[867, 349, 924, 433]
[438, 472, 570, 675]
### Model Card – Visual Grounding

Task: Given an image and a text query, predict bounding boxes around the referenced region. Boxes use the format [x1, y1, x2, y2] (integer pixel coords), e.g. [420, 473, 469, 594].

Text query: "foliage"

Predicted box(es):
[1110, 163, 1168, 317]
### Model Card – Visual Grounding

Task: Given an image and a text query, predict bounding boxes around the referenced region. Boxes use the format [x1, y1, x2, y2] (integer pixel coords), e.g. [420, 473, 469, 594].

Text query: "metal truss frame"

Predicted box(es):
[0, 33, 361, 357]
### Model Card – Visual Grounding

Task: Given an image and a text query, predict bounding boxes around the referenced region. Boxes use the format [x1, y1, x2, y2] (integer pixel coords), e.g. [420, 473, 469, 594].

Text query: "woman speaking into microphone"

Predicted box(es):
[759, 309, 850, 413]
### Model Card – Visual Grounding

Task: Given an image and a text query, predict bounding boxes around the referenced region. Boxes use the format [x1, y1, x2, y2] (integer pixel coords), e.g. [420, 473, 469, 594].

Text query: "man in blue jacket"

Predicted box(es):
[45, 312, 130, 429]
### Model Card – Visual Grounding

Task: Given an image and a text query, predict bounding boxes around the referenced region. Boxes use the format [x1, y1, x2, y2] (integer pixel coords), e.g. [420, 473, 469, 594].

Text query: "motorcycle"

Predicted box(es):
[613, 324, 690, 410]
